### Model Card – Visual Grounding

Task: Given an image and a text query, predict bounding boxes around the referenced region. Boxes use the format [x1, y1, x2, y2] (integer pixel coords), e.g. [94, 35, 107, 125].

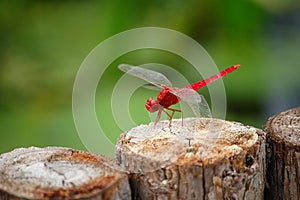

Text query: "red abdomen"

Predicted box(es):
[157, 88, 180, 108]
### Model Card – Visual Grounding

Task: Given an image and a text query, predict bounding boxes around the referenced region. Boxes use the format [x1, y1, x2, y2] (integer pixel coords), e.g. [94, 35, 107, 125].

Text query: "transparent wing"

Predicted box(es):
[169, 87, 212, 118]
[118, 64, 172, 88]
[142, 84, 161, 91]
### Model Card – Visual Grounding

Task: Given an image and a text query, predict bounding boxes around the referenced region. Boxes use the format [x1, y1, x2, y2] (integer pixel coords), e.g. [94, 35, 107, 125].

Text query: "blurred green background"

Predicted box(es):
[1, 0, 299, 154]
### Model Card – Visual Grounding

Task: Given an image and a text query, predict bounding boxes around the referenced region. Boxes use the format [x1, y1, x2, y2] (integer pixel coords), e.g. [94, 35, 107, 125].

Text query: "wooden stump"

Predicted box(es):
[116, 118, 266, 199]
[264, 107, 300, 200]
[0, 147, 131, 200]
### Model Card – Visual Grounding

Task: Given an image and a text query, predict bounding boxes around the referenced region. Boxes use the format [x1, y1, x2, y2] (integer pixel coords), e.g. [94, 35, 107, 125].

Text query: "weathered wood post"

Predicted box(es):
[116, 118, 266, 199]
[264, 107, 300, 200]
[0, 147, 131, 200]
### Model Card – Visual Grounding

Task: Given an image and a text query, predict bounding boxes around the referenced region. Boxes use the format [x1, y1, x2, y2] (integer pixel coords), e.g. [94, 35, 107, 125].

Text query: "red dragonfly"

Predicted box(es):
[118, 64, 240, 126]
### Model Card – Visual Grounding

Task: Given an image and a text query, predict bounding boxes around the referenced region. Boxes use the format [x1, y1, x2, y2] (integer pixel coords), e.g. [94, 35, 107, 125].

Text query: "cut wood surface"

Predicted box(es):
[264, 107, 300, 200]
[0, 147, 131, 200]
[116, 118, 266, 199]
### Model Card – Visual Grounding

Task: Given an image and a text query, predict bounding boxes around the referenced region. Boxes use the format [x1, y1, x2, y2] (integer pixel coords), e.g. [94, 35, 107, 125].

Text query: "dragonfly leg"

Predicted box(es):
[165, 107, 182, 127]
[163, 109, 173, 127]
[155, 108, 163, 125]
[181, 110, 184, 126]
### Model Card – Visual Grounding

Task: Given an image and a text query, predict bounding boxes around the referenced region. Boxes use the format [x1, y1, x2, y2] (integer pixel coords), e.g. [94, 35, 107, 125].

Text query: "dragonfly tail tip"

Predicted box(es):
[234, 64, 241, 69]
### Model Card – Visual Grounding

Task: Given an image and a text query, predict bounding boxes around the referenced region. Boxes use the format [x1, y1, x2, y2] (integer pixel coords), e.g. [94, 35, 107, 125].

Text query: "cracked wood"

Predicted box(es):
[116, 118, 266, 199]
[0, 147, 131, 200]
[264, 107, 300, 200]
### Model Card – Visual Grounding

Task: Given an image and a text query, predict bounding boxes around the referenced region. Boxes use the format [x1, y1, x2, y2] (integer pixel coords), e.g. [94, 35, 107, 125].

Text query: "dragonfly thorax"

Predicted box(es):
[157, 88, 180, 108]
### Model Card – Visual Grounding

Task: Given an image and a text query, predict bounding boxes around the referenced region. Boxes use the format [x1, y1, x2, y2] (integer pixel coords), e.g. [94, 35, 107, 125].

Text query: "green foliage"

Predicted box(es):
[0, 0, 299, 154]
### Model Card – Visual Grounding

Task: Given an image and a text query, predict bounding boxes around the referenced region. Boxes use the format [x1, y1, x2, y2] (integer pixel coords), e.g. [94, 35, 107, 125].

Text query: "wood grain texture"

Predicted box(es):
[0, 147, 131, 200]
[264, 107, 300, 200]
[116, 118, 266, 199]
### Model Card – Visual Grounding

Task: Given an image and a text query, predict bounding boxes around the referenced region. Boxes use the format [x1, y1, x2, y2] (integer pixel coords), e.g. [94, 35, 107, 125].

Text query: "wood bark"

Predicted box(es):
[264, 107, 300, 200]
[116, 118, 266, 199]
[0, 147, 131, 200]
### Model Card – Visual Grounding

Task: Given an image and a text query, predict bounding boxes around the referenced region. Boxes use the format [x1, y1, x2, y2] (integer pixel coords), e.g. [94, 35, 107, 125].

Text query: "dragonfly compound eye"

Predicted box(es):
[145, 98, 160, 112]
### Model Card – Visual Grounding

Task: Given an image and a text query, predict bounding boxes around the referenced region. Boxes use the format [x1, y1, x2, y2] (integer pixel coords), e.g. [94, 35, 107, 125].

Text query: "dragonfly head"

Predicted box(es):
[145, 98, 161, 112]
